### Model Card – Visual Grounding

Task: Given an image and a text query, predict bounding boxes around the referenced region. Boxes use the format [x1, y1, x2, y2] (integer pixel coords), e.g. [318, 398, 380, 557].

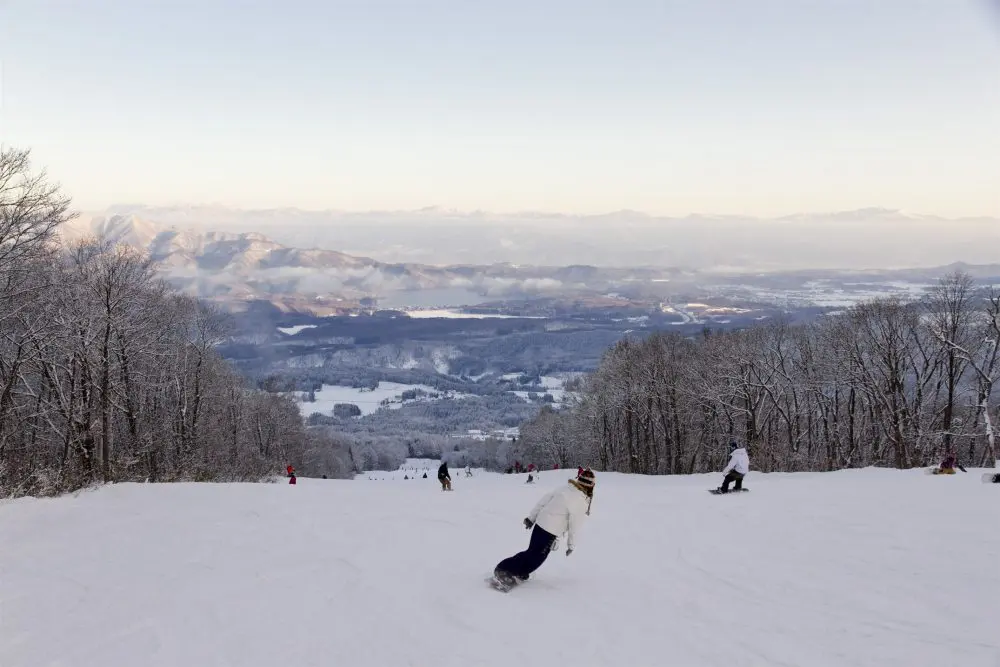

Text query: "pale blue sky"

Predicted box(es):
[1, 0, 998, 216]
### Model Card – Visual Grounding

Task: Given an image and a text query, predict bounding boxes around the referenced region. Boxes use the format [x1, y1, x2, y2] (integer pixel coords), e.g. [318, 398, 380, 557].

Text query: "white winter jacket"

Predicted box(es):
[528, 484, 590, 551]
[723, 447, 750, 475]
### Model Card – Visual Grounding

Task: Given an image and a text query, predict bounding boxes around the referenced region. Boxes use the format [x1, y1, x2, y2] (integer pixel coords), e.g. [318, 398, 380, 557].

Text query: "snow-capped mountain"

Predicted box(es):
[58, 208, 1000, 315]
[61, 215, 370, 273]
[77, 205, 1000, 271]
[59, 214, 682, 311]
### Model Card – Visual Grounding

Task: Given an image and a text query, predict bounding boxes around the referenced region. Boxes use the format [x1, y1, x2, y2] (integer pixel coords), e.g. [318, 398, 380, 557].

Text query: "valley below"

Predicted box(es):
[64, 208, 1000, 455]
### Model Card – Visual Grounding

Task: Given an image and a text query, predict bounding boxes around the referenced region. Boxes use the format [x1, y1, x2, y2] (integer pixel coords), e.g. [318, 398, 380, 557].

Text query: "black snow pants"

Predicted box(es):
[495, 525, 557, 579]
[721, 471, 745, 492]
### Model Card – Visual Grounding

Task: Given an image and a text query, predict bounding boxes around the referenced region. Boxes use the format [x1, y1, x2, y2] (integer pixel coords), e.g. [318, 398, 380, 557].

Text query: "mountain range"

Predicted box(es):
[59, 206, 1000, 314]
[76, 204, 1000, 271]
[58, 214, 688, 312]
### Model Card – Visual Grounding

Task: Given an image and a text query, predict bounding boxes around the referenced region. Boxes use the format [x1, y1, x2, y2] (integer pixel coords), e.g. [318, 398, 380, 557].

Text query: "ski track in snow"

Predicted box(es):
[2, 469, 999, 666]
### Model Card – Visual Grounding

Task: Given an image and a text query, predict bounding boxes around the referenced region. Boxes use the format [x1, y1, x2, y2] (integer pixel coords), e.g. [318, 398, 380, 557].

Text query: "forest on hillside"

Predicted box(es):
[512, 272, 1000, 474]
[0, 148, 352, 496]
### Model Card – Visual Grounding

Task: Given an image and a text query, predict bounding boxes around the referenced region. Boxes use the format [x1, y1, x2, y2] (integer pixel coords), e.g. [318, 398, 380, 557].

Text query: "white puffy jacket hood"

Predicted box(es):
[528, 483, 591, 551]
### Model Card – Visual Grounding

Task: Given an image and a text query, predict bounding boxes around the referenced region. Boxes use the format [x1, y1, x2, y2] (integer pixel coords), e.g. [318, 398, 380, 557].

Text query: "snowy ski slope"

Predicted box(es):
[2, 467, 999, 667]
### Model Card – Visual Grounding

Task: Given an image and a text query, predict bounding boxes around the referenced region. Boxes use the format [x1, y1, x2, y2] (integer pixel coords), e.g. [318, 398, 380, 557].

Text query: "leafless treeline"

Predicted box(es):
[515, 273, 1000, 474]
[0, 148, 347, 496]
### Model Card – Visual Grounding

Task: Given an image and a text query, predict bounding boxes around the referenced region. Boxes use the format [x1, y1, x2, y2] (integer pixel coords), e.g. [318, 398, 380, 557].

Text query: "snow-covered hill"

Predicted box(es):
[60, 214, 372, 273]
[82, 204, 1000, 270]
[2, 468, 998, 666]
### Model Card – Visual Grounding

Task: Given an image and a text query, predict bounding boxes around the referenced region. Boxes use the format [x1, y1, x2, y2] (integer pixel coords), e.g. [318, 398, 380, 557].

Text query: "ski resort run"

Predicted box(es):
[2, 467, 998, 667]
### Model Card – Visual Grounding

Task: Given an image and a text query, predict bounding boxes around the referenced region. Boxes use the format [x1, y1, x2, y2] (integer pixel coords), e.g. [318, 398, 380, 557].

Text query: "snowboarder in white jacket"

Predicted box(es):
[493, 468, 596, 589]
[718, 442, 749, 493]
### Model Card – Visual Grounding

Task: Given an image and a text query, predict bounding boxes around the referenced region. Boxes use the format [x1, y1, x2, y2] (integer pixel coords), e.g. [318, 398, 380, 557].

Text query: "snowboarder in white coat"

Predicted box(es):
[718, 442, 749, 493]
[493, 469, 596, 588]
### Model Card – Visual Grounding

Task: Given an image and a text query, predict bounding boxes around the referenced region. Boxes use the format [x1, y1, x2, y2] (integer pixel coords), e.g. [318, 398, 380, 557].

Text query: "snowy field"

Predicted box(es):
[404, 308, 543, 319]
[300, 381, 473, 416]
[299, 372, 578, 418]
[2, 468, 999, 667]
[276, 324, 318, 335]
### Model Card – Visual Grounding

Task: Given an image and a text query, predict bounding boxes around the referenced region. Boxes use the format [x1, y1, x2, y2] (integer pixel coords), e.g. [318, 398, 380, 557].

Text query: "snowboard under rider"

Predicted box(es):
[718, 442, 749, 493]
[493, 468, 596, 588]
[437, 461, 452, 491]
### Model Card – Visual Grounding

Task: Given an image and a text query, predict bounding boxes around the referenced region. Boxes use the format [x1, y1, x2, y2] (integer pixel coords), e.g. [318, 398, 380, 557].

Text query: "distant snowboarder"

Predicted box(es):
[438, 461, 452, 491]
[287, 465, 297, 485]
[491, 468, 596, 592]
[717, 442, 749, 493]
[932, 451, 966, 475]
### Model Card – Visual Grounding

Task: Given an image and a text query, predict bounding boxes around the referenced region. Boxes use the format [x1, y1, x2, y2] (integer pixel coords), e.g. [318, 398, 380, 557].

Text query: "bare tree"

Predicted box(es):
[924, 271, 976, 456]
[518, 278, 1000, 475]
[0, 150, 317, 496]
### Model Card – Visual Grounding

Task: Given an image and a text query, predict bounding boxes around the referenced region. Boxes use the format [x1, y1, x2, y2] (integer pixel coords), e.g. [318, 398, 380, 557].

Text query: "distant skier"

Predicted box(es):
[287, 465, 297, 485]
[438, 461, 452, 491]
[717, 442, 749, 493]
[492, 468, 596, 591]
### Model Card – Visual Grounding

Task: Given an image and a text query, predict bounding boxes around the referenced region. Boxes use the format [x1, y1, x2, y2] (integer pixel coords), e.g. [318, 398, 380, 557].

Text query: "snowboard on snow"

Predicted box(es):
[708, 488, 749, 495]
[982, 472, 1000, 484]
[486, 571, 525, 593]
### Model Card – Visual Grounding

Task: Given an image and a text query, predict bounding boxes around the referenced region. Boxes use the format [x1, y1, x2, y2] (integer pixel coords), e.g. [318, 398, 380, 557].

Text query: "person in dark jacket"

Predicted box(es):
[437, 461, 452, 491]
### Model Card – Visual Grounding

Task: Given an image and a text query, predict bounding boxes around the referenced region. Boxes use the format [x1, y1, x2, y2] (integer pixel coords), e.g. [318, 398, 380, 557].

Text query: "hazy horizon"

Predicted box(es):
[2, 1, 999, 218]
[65, 204, 1000, 272]
[86, 202, 1000, 220]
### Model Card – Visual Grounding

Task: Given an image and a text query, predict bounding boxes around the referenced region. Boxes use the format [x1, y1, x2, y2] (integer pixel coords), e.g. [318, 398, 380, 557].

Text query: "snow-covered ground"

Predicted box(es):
[505, 373, 573, 403]
[5, 468, 998, 667]
[299, 372, 579, 419]
[276, 324, 318, 335]
[404, 308, 543, 319]
[299, 382, 473, 416]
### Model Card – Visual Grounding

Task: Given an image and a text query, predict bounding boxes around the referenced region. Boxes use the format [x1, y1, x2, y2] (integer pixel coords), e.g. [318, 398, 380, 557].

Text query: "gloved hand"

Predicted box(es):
[523, 518, 533, 529]
[566, 547, 573, 557]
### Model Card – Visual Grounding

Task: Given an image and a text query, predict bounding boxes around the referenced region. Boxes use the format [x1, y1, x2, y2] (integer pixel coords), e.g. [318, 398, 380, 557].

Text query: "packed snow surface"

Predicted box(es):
[2, 468, 999, 667]
[276, 324, 318, 335]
